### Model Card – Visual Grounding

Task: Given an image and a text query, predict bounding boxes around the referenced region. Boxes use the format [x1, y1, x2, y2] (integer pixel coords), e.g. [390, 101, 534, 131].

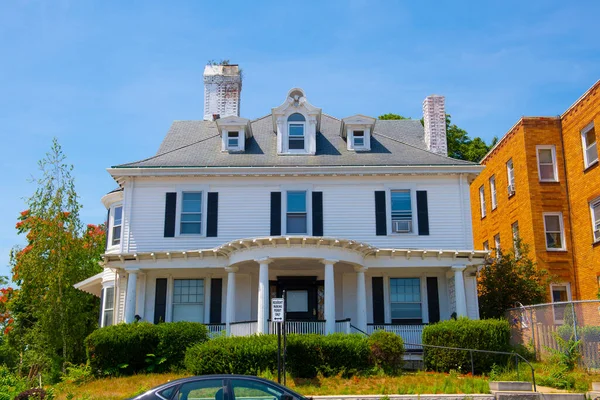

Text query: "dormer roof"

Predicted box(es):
[215, 116, 252, 138]
[340, 114, 376, 138]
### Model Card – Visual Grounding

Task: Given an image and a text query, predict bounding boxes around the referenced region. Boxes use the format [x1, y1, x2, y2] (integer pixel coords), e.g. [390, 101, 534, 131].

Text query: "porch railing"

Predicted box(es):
[206, 323, 226, 338]
[367, 324, 425, 350]
[335, 319, 351, 334]
[268, 320, 325, 335]
[230, 321, 258, 336]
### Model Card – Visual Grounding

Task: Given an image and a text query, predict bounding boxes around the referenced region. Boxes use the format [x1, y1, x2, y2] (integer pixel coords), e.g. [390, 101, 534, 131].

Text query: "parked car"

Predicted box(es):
[129, 374, 308, 400]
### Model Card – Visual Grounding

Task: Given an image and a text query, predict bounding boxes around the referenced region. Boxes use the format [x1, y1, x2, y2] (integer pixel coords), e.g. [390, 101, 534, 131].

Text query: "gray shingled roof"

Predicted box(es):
[115, 115, 476, 168]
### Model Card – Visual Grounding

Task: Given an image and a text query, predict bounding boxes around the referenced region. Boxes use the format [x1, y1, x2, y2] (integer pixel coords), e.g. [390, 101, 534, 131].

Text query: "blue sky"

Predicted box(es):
[1, 1, 599, 279]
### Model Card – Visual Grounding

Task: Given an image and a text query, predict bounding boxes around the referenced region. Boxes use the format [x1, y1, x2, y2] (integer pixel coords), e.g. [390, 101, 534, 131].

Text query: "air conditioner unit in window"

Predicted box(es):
[392, 220, 412, 233]
[507, 184, 516, 196]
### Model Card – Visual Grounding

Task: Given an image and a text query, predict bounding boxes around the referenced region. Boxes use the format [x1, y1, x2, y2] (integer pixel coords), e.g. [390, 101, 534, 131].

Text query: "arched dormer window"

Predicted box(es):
[288, 113, 306, 150]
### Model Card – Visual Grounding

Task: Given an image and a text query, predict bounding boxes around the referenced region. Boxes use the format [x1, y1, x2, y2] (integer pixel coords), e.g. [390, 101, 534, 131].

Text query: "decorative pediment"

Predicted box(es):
[271, 88, 322, 133]
[340, 115, 376, 138]
[341, 114, 376, 151]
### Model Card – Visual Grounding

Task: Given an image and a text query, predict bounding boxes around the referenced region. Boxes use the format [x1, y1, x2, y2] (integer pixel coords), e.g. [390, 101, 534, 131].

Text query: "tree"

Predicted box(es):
[8, 139, 105, 379]
[478, 240, 552, 319]
[378, 113, 410, 120]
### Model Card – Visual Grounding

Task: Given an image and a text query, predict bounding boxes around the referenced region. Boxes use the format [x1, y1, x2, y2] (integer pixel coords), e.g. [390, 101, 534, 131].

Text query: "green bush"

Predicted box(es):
[368, 330, 405, 375]
[557, 324, 600, 342]
[422, 318, 511, 373]
[0, 366, 27, 400]
[185, 335, 278, 375]
[85, 322, 209, 376]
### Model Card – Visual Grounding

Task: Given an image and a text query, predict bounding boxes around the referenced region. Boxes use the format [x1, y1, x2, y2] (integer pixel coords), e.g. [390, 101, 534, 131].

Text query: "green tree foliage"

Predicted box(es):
[478, 241, 552, 319]
[8, 139, 105, 380]
[378, 113, 497, 162]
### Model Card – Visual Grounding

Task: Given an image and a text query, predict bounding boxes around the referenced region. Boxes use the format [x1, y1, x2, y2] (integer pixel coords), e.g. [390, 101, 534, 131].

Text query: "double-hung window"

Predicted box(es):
[543, 212, 565, 250]
[172, 279, 204, 323]
[494, 234, 501, 257]
[489, 175, 497, 210]
[181, 192, 202, 234]
[483, 241, 489, 252]
[590, 198, 600, 242]
[288, 113, 305, 150]
[507, 159, 515, 195]
[111, 206, 123, 246]
[551, 283, 571, 323]
[512, 221, 520, 257]
[479, 185, 486, 218]
[390, 278, 422, 324]
[536, 145, 558, 182]
[102, 286, 114, 327]
[581, 123, 598, 169]
[286, 191, 307, 234]
[227, 131, 239, 149]
[353, 130, 365, 147]
[391, 190, 412, 233]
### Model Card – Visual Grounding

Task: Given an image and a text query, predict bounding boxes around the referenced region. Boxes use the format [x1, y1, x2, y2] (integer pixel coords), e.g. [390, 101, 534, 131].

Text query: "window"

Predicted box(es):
[111, 206, 123, 246]
[536, 146, 558, 182]
[512, 221, 520, 257]
[543, 213, 565, 250]
[288, 113, 305, 150]
[227, 131, 239, 149]
[102, 286, 114, 327]
[590, 198, 600, 243]
[490, 175, 497, 210]
[172, 279, 204, 322]
[391, 190, 412, 232]
[230, 378, 285, 400]
[551, 283, 571, 323]
[507, 159, 515, 195]
[390, 278, 422, 323]
[286, 191, 307, 234]
[483, 241, 489, 251]
[180, 192, 202, 234]
[353, 130, 365, 147]
[479, 185, 486, 218]
[494, 234, 501, 257]
[176, 379, 224, 400]
[581, 123, 598, 168]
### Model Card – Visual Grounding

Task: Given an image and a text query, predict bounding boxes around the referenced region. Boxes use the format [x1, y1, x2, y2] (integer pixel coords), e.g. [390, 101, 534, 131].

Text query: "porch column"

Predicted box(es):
[225, 267, 238, 335]
[124, 268, 139, 324]
[354, 266, 368, 333]
[452, 265, 468, 317]
[256, 258, 272, 334]
[322, 259, 337, 335]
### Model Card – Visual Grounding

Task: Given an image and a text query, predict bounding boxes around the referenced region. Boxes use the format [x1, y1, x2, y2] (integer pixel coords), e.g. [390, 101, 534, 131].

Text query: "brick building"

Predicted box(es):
[471, 80, 600, 301]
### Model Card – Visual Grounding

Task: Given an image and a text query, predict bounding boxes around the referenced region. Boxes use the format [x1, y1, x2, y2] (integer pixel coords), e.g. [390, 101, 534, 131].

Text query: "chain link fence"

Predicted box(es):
[506, 300, 600, 370]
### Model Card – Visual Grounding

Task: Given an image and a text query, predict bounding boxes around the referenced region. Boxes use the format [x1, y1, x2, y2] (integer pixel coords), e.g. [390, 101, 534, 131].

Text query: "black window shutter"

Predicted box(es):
[270, 192, 282, 236]
[206, 192, 219, 237]
[312, 191, 323, 236]
[417, 190, 430, 236]
[372, 277, 385, 324]
[210, 278, 223, 324]
[164, 193, 177, 237]
[426, 277, 440, 323]
[374, 191, 387, 236]
[154, 278, 168, 324]
[98, 288, 105, 327]
[104, 208, 111, 250]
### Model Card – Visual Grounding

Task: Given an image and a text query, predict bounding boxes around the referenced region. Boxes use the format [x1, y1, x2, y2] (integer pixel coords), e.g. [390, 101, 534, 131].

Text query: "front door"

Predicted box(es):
[276, 277, 319, 321]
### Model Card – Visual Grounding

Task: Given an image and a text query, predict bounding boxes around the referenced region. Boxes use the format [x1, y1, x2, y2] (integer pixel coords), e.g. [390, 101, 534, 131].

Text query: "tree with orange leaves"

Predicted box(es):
[8, 139, 105, 378]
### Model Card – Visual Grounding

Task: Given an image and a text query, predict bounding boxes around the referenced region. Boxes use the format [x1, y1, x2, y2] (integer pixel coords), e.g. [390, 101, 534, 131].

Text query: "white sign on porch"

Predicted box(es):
[271, 298, 285, 322]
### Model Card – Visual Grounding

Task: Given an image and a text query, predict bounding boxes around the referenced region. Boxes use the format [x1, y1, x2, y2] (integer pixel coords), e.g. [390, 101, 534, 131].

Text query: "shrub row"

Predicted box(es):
[556, 324, 600, 342]
[185, 331, 404, 378]
[85, 322, 209, 375]
[422, 318, 511, 373]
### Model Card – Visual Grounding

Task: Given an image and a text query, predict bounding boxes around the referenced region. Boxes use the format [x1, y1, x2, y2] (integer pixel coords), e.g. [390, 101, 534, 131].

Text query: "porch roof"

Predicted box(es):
[73, 271, 103, 297]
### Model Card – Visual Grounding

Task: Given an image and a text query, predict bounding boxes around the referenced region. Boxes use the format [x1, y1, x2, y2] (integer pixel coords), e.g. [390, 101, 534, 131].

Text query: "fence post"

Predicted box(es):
[529, 307, 537, 361]
[470, 350, 474, 376]
[515, 353, 519, 380]
[571, 302, 578, 342]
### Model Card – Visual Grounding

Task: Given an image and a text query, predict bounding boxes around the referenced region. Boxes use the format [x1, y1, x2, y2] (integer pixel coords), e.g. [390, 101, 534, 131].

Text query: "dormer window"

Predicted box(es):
[227, 131, 240, 149]
[288, 113, 306, 150]
[353, 131, 365, 147]
[341, 115, 375, 152]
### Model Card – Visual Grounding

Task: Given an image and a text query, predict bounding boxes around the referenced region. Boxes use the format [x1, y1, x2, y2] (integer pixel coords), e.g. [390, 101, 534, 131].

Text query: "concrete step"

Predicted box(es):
[490, 382, 533, 392]
[586, 391, 600, 400]
[492, 391, 539, 400]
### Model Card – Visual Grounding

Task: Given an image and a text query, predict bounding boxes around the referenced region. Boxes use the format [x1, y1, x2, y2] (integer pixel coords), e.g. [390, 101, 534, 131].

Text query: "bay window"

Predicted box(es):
[111, 205, 123, 246]
[102, 286, 114, 327]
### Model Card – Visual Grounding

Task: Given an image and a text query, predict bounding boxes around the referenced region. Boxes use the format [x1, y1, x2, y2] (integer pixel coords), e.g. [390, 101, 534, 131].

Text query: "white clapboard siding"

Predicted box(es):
[465, 275, 480, 319]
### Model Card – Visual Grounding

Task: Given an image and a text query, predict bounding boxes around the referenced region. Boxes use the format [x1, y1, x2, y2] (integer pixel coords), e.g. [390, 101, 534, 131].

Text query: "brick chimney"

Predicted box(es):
[422, 95, 447, 156]
[203, 64, 242, 121]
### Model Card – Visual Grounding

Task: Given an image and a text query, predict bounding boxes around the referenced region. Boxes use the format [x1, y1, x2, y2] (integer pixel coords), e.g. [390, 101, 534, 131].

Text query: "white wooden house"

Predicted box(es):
[75, 65, 486, 344]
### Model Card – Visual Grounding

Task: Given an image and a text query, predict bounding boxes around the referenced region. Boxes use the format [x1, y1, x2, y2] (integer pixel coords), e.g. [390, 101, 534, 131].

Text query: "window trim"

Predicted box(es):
[175, 187, 208, 237]
[107, 203, 123, 249]
[479, 185, 486, 218]
[385, 185, 418, 235]
[581, 122, 598, 169]
[536, 145, 559, 182]
[590, 197, 600, 244]
[281, 186, 313, 235]
[389, 277, 424, 324]
[506, 159, 515, 196]
[489, 175, 497, 210]
[101, 285, 115, 328]
[543, 212, 566, 251]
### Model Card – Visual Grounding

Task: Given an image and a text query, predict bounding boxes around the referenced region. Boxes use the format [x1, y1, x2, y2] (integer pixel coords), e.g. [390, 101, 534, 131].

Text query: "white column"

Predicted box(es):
[355, 266, 368, 333]
[322, 259, 337, 334]
[256, 258, 272, 334]
[124, 268, 139, 323]
[452, 265, 468, 317]
[225, 267, 238, 335]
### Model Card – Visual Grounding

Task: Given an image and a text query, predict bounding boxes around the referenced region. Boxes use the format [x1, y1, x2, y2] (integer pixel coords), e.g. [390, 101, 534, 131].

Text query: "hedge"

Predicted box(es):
[422, 318, 511, 373]
[85, 322, 209, 375]
[185, 333, 403, 378]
